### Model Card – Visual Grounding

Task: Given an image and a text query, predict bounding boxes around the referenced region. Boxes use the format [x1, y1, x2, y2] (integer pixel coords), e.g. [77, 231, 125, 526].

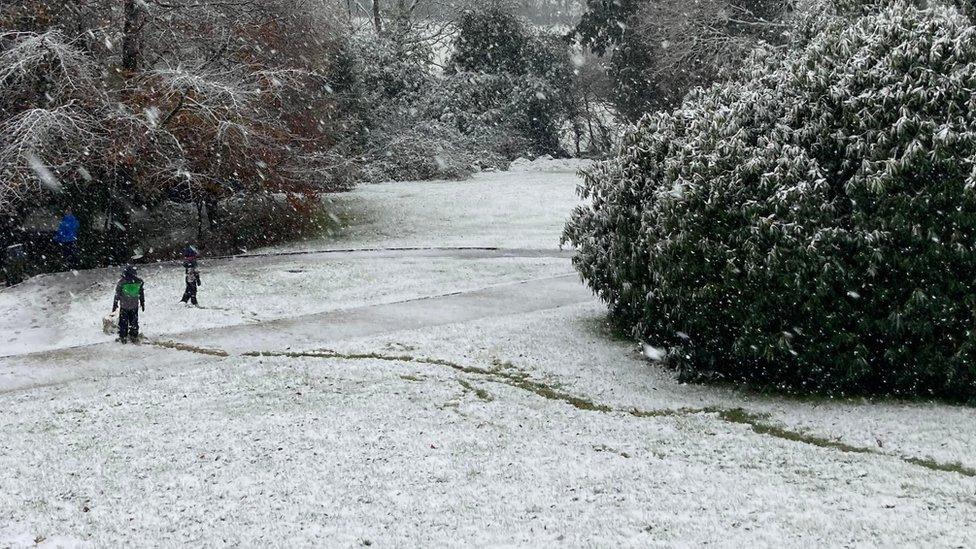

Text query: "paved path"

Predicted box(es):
[171, 274, 591, 355]
[0, 246, 578, 355]
[1, 250, 592, 392]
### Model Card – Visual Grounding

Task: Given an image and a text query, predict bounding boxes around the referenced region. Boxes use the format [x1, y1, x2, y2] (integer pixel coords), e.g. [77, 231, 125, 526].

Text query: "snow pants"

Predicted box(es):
[181, 282, 198, 305]
[118, 308, 139, 341]
[59, 241, 78, 270]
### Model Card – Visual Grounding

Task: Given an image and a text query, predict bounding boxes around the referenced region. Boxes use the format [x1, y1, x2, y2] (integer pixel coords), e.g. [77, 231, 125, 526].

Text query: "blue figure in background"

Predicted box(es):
[54, 208, 80, 270]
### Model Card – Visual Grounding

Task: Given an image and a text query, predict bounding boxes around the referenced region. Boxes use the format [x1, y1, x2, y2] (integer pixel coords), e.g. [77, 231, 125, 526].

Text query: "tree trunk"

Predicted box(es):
[197, 200, 205, 245]
[395, 0, 408, 37]
[109, 169, 134, 264]
[583, 92, 596, 154]
[205, 197, 219, 231]
[122, 0, 143, 72]
[372, 0, 383, 34]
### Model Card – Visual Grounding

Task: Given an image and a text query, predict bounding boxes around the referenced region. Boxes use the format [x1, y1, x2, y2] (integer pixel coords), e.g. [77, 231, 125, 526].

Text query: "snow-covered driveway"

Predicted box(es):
[2, 161, 975, 547]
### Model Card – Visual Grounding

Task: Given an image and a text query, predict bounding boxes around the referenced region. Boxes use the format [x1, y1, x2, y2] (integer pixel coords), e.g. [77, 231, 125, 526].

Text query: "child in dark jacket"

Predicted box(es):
[181, 246, 201, 306]
[113, 265, 145, 343]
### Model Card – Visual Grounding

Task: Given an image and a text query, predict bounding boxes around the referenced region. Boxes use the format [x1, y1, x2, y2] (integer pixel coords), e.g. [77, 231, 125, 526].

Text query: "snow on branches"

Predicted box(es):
[0, 31, 101, 214]
[0, 30, 95, 96]
[0, 12, 346, 218]
[564, 2, 976, 400]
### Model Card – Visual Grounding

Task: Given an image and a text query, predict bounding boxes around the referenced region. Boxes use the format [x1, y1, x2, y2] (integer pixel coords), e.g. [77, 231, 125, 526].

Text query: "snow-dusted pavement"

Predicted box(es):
[2, 161, 975, 547]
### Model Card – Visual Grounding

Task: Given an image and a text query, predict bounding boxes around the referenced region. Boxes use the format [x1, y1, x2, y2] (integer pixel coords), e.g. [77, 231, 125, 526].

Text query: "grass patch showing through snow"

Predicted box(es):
[457, 379, 493, 402]
[717, 408, 976, 478]
[399, 374, 424, 382]
[147, 340, 229, 357]
[233, 347, 976, 478]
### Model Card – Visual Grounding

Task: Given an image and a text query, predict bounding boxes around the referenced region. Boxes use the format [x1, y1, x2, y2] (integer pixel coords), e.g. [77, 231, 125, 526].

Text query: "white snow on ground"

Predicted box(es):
[3, 353, 974, 547]
[509, 155, 593, 173]
[2, 164, 976, 546]
[0, 252, 571, 356]
[329, 301, 976, 473]
[269, 159, 587, 252]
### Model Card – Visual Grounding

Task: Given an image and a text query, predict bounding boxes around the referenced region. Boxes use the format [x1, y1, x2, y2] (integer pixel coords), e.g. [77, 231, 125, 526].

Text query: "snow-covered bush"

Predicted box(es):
[352, 15, 572, 180]
[564, 3, 976, 399]
[344, 1, 588, 181]
[350, 35, 480, 181]
[451, 1, 531, 75]
[428, 71, 557, 158]
[447, 3, 575, 157]
[353, 34, 435, 106]
[359, 119, 479, 182]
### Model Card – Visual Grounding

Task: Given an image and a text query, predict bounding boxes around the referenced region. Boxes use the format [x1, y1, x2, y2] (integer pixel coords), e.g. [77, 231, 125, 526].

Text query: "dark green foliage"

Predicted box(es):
[564, 3, 976, 400]
[958, 0, 976, 18]
[573, 0, 655, 120]
[357, 36, 434, 105]
[451, 3, 532, 75]
[572, 0, 633, 58]
[448, 2, 574, 156]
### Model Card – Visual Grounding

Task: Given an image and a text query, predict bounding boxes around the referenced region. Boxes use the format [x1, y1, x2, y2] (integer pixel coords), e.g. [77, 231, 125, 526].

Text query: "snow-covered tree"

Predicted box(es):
[448, 2, 576, 156]
[0, 0, 352, 259]
[564, 2, 976, 400]
[0, 31, 108, 215]
[573, 0, 795, 120]
[349, 1, 588, 181]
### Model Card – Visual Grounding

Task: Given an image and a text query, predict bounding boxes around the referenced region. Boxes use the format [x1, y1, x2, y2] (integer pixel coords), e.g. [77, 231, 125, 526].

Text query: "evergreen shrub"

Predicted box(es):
[563, 3, 976, 399]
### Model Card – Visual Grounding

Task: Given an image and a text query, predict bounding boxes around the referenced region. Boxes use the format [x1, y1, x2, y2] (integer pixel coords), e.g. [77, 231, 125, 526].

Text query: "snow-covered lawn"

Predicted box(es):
[2, 158, 975, 546]
[271, 158, 589, 252]
[4, 351, 974, 547]
[0, 251, 571, 356]
[331, 301, 976, 475]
